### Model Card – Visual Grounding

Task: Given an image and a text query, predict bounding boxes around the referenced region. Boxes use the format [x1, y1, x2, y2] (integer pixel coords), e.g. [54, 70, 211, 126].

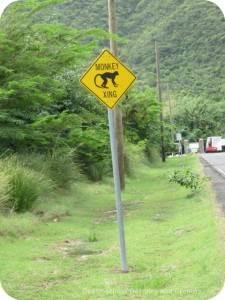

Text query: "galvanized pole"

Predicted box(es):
[107, 109, 128, 272]
[108, 0, 128, 272]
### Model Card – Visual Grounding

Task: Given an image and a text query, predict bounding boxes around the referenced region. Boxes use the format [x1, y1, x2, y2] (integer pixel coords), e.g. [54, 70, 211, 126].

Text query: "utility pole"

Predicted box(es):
[167, 83, 174, 143]
[107, 0, 128, 273]
[155, 42, 166, 162]
[108, 0, 125, 190]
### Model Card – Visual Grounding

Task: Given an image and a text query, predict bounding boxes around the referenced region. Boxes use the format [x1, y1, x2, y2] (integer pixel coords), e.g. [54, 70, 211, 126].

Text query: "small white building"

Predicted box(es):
[189, 142, 199, 153]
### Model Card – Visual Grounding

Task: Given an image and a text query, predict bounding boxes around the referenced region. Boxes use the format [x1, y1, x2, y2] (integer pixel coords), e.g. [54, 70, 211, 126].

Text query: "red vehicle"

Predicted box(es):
[205, 146, 218, 153]
[205, 136, 225, 153]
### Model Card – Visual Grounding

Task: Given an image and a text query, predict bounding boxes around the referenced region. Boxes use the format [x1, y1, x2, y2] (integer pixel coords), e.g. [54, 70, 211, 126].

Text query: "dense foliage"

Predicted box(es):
[52, 0, 225, 100]
[1, 1, 110, 158]
[164, 94, 223, 141]
[0, 0, 224, 209]
[51, 0, 225, 141]
[0, 0, 162, 174]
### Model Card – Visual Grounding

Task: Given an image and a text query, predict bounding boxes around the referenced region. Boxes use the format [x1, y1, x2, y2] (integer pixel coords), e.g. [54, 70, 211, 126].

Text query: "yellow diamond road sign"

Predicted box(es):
[80, 50, 136, 109]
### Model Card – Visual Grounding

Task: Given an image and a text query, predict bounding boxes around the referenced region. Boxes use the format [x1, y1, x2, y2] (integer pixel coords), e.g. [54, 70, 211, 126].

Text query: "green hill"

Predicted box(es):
[55, 0, 225, 101]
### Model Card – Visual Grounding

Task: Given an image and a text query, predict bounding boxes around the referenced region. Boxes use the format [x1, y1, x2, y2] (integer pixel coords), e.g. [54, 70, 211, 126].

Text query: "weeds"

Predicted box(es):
[87, 232, 98, 242]
[168, 166, 209, 193]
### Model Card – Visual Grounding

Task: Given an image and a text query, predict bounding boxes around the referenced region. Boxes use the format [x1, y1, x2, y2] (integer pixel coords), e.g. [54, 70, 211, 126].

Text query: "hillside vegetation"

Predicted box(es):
[0, 0, 224, 207]
[1, 3, 225, 298]
[54, 0, 225, 101]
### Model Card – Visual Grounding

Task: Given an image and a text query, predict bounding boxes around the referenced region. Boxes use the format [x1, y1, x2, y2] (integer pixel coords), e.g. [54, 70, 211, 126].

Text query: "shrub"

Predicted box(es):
[18, 152, 48, 174]
[9, 165, 41, 213]
[168, 167, 208, 193]
[18, 150, 81, 189]
[70, 126, 111, 178]
[46, 148, 81, 189]
[123, 142, 139, 176]
[86, 162, 107, 182]
[0, 172, 11, 214]
[145, 143, 161, 163]
[0, 156, 49, 213]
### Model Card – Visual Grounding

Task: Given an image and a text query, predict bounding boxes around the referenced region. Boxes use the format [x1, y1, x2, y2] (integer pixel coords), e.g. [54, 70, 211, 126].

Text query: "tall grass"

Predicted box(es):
[145, 144, 161, 163]
[19, 148, 82, 189]
[47, 148, 81, 188]
[0, 149, 83, 213]
[0, 172, 11, 213]
[0, 156, 50, 213]
[86, 162, 107, 182]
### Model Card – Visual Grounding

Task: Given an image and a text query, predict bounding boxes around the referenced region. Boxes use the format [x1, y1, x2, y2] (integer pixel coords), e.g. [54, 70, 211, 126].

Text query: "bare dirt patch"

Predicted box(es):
[53, 239, 118, 262]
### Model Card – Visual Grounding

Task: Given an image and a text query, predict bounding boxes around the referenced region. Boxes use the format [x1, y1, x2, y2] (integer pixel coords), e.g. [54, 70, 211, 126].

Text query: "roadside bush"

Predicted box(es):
[168, 167, 209, 193]
[86, 162, 107, 182]
[19, 149, 81, 189]
[0, 156, 48, 213]
[0, 172, 11, 214]
[145, 142, 161, 163]
[123, 151, 132, 176]
[123, 142, 140, 176]
[46, 148, 81, 189]
[70, 126, 111, 180]
[9, 165, 41, 212]
[18, 153, 47, 175]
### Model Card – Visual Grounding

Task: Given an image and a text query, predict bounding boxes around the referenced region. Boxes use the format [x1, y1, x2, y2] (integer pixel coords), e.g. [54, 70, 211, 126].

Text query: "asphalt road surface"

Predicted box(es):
[201, 152, 225, 178]
[200, 153, 225, 212]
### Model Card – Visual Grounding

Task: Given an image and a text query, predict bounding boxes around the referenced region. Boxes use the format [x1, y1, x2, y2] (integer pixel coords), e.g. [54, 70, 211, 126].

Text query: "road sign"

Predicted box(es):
[176, 133, 182, 141]
[80, 50, 136, 109]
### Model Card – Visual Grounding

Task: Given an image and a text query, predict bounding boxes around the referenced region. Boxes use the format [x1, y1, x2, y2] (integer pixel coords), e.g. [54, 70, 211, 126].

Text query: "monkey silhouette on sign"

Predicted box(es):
[94, 71, 119, 89]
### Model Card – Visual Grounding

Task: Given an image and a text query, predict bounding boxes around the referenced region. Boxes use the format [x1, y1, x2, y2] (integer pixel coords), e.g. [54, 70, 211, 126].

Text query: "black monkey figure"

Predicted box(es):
[94, 71, 119, 89]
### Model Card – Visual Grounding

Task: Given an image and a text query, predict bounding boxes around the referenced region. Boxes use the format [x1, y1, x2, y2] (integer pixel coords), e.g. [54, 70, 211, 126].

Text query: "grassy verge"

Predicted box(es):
[0, 154, 225, 300]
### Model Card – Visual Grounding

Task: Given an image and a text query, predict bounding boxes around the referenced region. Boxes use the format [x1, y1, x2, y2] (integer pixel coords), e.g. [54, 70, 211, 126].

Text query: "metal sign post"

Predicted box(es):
[108, 108, 128, 272]
[80, 0, 136, 274]
[176, 133, 182, 155]
[80, 49, 136, 272]
[107, 0, 128, 272]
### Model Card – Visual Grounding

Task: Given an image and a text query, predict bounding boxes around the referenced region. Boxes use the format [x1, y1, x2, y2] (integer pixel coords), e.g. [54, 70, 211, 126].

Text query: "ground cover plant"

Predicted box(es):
[168, 166, 209, 194]
[0, 154, 225, 300]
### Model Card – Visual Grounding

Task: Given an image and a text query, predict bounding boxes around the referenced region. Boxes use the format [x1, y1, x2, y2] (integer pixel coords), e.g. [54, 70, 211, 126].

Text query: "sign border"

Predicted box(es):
[79, 49, 136, 109]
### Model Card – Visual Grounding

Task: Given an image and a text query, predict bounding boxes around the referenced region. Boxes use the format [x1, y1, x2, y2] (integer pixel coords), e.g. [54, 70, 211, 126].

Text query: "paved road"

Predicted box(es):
[200, 152, 225, 211]
[201, 152, 225, 178]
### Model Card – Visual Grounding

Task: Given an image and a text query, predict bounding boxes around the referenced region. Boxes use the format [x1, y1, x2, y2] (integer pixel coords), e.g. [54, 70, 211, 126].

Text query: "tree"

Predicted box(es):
[122, 86, 160, 144]
[165, 94, 223, 141]
[0, 0, 106, 151]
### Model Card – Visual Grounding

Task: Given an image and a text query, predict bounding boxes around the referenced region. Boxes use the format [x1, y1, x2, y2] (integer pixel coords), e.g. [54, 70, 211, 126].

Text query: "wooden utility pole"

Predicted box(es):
[155, 42, 166, 162]
[167, 83, 174, 143]
[108, 0, 125, 190]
